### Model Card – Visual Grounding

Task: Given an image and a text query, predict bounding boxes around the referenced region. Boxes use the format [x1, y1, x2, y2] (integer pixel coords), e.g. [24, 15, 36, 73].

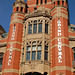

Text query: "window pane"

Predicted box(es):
[33, 24, 37, 33]
[45, 24, 48, 34]
[38, 23, 42, 33]
[32, 41, 36, 45]
[37, 45, 42, 50]
[44, 51, 48, 60]
[32, 51, 36, 60]
[0, 58, 3, 66]
[74, 53, 75, 61]
[37, 51, 41, 60]
[45, 46, 48, 50]
[27, 46, 31, 51]
[32, 46, 36, 50]
[28, 25, 32, 34]
[26, 52, 30, 60]
[34, 20, 37, 23]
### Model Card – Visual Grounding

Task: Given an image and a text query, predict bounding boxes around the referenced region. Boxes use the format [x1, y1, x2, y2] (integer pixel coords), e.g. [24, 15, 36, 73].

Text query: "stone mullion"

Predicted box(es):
[41, 19, 45, 61]
[30, 43, 32, 61]
[37, 22, 38, 33]
[36, 43, 37, 60]
[24, 22, 28, 61]
[32, 22, 33, 34]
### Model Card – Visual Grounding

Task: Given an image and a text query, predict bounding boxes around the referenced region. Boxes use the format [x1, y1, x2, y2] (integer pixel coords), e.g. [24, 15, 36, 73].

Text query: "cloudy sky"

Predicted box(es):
[0, 0, 75, 33]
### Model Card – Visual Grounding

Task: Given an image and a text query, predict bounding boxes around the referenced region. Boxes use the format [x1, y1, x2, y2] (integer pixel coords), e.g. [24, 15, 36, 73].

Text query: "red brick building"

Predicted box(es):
[0, 0, 75, 75]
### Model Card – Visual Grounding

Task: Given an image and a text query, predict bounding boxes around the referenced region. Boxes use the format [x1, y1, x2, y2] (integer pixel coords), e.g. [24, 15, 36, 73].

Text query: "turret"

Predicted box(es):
[2, 0, 26, 75]
[50, 0, 73, 75]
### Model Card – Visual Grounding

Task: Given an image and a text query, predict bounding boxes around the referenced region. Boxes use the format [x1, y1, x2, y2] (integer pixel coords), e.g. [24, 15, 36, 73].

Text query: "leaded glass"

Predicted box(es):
[38, 23, 42, 33]
[32, 51, 36, 60]
[26, 52, 30, 60]
[37, 51, 41, 60]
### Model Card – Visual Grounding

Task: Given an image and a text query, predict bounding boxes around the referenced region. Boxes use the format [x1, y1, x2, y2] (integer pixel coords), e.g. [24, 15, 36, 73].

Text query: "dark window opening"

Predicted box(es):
[44, 51, 48, 60]
[21, 7, 23, 12]
[45, 24, 48, 34]
[37, 51, 41, 60]
[58, 1, 60, 5]
[54, 2, 55, 5]
[16, 7, 19, 11]
[41, 0, 42, 4]
[33, 24, 37, 33]
[45, 0, 47, 4]
[74, 53, 75, 61]
[36, 0, 38, 5]
[28, 25, 32, 34]
[26, 52, 30, 60]
[45, 46, 48, 50]
[62, 1, 64, 6]
[38, 23, 42, 33]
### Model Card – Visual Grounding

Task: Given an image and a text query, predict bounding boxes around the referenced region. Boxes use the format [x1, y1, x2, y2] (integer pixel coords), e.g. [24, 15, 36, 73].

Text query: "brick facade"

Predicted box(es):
[0, 0, 75, 75]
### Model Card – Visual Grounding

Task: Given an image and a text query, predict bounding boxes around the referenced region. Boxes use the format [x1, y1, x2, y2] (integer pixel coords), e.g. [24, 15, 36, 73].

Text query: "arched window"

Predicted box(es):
[41, 0, 42, 4]
[45, 0, 47, 4]
[62, 1, 64, 6]
[21, 7, 23, 12]
[16, 7, 19, 11]
[36, 0, 38, 5]
[58, 1, 60, 5]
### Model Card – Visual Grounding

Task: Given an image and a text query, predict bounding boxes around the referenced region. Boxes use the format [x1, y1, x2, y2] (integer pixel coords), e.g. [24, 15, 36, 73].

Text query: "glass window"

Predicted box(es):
[27, 46, 31, 51]
[33, 24, 37, 33]
[32, 46, 36, 50]
[36, 0, 38, 5]
[28, 25, 32, 34]
[21, 7, 23, 12]
[45, 0, 47, 3]
[0, 58, 3, 66]
[45, 46, 48, 50]
[74, 53, 75, 61]
[37, 51, 41, 60]
[32, 41, 36, 45]
[38, 23, 42, 33]
[32, 51, 36, 60]
[44, 51, 48, 60]
[37, 45, 42, 50]
[26, 52, 30, 60]
[34, 20, 37, 23]
[41, 0, 42, 4]
[16, 7, 19, 11]
[45, 24, 48, 34]
[58, 1, 60, 5]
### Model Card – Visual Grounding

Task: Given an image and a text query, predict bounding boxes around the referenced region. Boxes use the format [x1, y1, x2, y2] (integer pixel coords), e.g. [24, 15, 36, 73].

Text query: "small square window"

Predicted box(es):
[37, 45, 42, 50]
[32, 46, 36, 50]
[27, 46, 31, 51]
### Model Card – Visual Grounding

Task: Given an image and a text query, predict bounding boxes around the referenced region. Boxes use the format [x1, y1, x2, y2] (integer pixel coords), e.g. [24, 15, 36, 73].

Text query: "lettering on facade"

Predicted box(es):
[57, 19, 62, 63]
[8, 25, 16, 66]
